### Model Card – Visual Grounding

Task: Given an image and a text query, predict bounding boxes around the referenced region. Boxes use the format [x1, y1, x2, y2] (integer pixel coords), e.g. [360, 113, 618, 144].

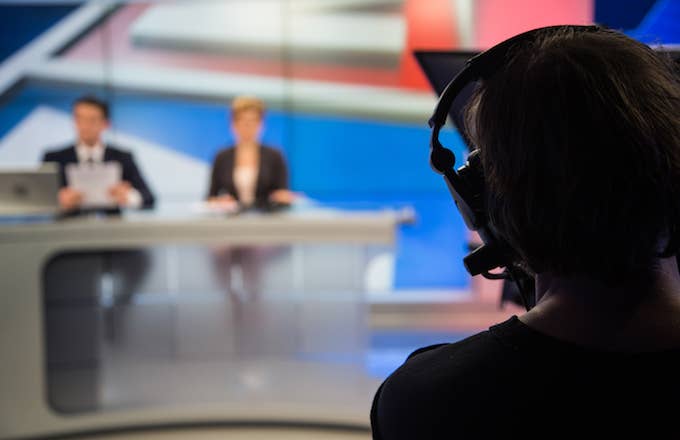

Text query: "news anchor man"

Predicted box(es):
[207, 96, 294, 208]
[41, 96, 152, 357]
[42, 95, 155, 213]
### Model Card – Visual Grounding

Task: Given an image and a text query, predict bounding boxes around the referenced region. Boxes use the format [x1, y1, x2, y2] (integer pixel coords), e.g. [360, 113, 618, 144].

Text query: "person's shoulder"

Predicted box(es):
[377, 329, 506, 405]
[372, 321, 524, 438]
[102, 145, 137, 166]
[261, 145, 284, 157]
[213, 146, 235, 162]
[390, 329, 505, 381]
[105, 144, 133, 158]
[43, 144, 75, 160]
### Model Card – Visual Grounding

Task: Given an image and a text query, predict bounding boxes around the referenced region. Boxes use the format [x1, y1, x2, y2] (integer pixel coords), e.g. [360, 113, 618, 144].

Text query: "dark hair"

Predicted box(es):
[72, 95, 109, 120]
[466, 27, 680, 282]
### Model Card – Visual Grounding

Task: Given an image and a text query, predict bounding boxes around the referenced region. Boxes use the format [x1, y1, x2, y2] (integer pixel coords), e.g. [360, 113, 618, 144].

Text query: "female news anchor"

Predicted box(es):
[207, 96, 294, 314]
[207, 96, 294, 208]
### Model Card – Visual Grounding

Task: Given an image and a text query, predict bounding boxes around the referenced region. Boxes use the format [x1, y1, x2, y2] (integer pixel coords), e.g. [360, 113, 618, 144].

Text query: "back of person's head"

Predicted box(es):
[72, 95, 109, 120]
[231, 95, 265, 120]
[465, 27, 680, 283]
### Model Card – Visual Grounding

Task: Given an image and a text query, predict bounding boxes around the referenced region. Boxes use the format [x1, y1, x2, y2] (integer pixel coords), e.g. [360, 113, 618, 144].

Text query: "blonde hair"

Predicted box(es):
[231, 96, 265, 120]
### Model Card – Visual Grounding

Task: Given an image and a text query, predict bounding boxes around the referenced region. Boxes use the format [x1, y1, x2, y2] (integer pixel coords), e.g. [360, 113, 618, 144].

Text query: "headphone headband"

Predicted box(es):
[429, 25, 601, 131]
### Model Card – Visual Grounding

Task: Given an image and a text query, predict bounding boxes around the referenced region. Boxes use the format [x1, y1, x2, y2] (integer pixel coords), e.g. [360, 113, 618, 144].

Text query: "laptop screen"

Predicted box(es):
[0, 164, 60, 217]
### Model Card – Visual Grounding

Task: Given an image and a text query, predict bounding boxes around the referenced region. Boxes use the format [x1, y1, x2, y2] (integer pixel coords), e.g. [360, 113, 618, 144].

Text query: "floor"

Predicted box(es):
[75, 427, 371, 439]
[46, 323, 473, 439]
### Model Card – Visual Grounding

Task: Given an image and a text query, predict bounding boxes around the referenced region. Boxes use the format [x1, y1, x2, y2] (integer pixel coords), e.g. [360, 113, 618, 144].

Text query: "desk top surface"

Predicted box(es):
[0, 204, 414, 246]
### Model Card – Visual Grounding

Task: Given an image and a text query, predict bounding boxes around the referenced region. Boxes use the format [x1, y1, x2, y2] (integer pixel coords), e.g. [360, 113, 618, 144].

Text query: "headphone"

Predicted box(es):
[428, 25, 601, 310]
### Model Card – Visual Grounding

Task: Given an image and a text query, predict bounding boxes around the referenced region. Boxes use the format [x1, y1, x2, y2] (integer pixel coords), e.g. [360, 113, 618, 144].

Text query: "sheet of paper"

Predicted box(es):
[65, 162, 122, 208]
[191, 200, 240, 215]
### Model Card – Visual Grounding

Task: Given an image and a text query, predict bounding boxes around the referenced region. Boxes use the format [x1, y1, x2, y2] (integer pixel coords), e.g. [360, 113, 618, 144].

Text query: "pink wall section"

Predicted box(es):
[475, 0, 594, 49]
[401, 0, 459, 89]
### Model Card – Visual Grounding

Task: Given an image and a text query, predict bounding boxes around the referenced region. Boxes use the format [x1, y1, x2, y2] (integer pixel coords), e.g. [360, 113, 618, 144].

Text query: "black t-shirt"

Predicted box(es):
[371, 316, 680, 439]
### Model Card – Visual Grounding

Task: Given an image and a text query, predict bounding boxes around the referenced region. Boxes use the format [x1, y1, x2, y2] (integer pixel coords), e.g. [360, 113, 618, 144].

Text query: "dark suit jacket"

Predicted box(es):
[207, 145, 288, 205]
[42, 144, 155, 210]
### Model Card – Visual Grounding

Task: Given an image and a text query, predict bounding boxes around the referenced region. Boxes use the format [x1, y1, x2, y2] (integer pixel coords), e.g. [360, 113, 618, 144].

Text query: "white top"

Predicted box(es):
[233, 165, 258, 205]
[74, 141, 142, 209]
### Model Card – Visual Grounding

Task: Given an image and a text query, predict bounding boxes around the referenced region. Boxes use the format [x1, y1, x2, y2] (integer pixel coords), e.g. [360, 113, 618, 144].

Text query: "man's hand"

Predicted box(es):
[269, 189, 296, 205]
[109, 181, 132, 206]
[58, 187, 83, 211]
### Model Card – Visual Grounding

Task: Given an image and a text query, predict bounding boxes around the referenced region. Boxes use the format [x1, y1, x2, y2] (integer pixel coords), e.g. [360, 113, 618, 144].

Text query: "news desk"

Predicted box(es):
[0, 207, 407, 439]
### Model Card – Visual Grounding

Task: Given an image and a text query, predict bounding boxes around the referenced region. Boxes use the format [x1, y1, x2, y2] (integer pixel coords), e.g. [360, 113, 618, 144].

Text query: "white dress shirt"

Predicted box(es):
[75, 142, 142, 209]
[233, 165, 258, 205]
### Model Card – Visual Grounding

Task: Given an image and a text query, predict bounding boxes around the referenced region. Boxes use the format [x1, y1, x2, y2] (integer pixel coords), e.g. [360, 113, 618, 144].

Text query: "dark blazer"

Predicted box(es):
[207, 145, 288, 205]
[42, 144, 155, 210]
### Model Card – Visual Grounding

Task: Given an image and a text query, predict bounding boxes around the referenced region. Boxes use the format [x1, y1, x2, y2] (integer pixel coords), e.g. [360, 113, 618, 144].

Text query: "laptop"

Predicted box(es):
[0, 163, 60, 217]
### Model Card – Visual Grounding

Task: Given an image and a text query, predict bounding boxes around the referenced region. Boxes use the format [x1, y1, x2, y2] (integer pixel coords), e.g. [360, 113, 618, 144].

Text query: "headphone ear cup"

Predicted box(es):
[445, 149, 486, 231]
[457, 149, 485, 215]
[430, 147, 456, 174]
[430, 134, 457, 174]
